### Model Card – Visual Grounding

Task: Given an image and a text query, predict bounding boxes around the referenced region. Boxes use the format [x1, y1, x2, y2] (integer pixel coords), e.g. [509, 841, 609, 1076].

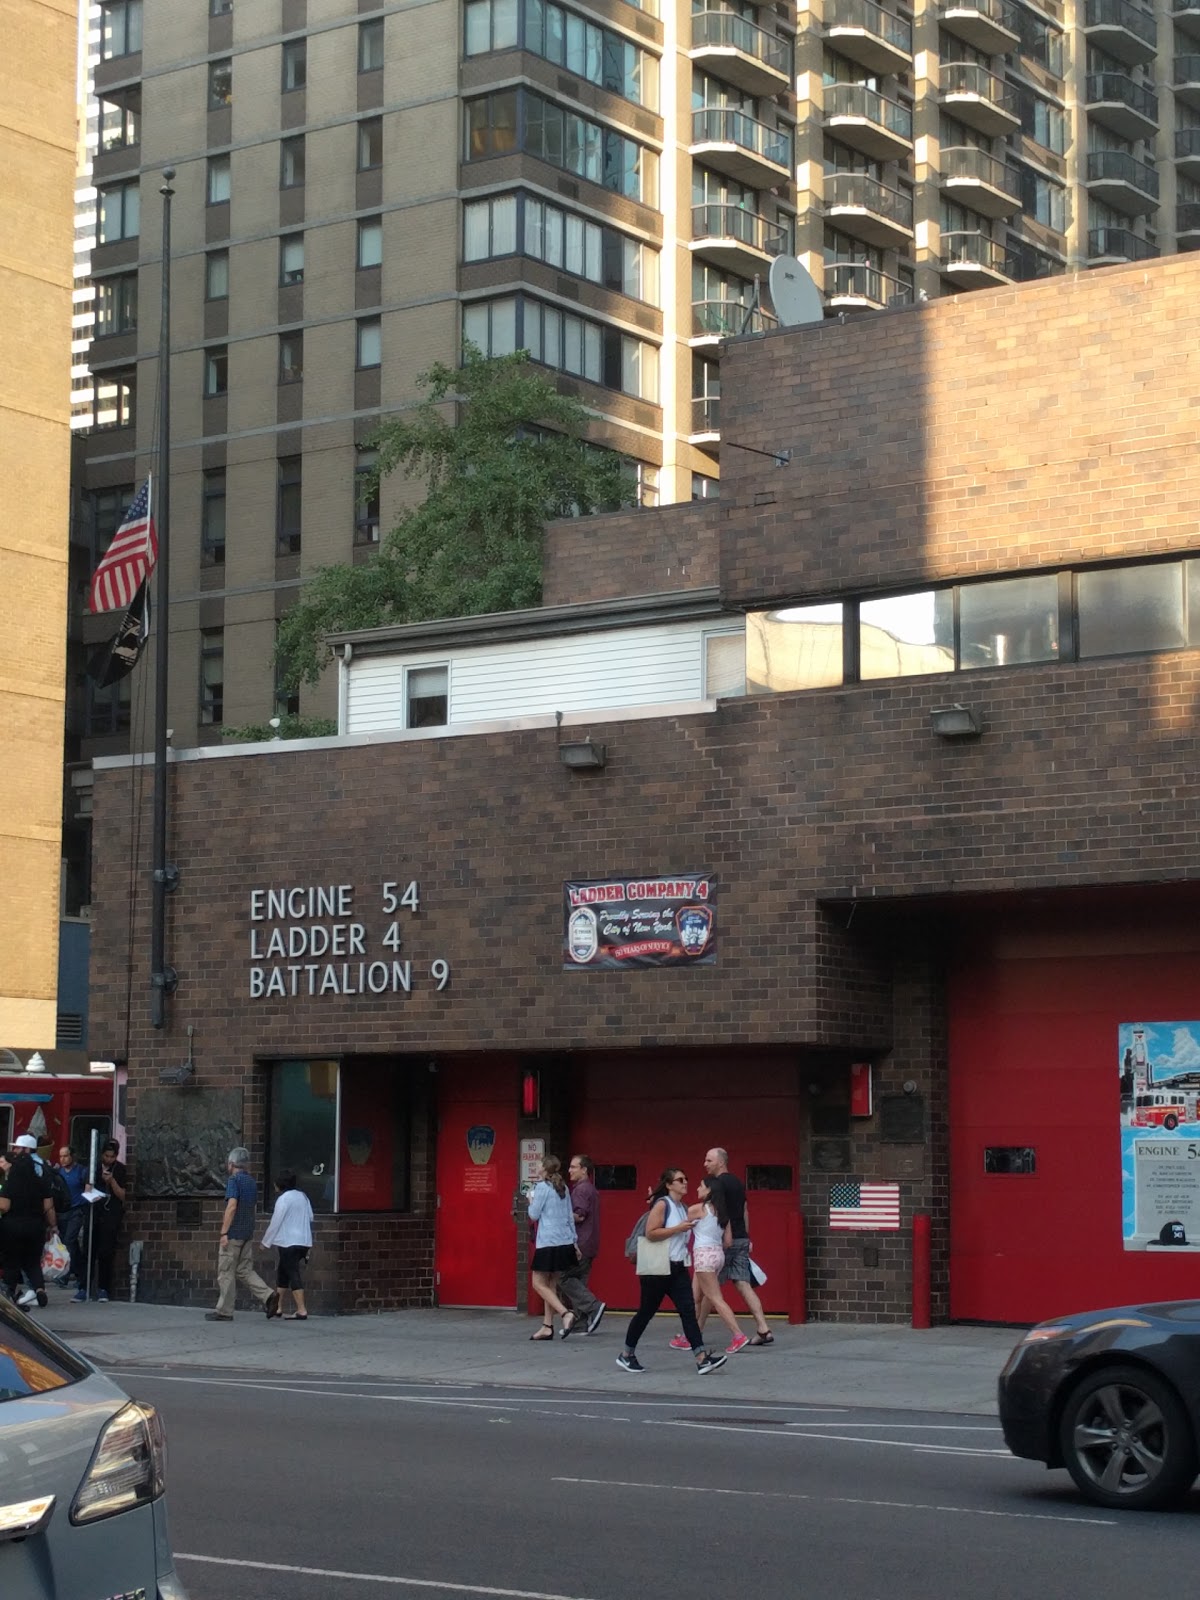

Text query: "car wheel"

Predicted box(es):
[1059, 1364, 1197, 1510]
[1164, 1115, 1179, 1131]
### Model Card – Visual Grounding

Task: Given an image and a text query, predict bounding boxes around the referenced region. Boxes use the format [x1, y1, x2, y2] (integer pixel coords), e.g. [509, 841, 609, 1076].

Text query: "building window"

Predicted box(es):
[463, 192, 658, 302]
[356, 317, 382, 369]
[92, 367, 136, 430]
[1015, 3, 1064, 76]
[1017, 164, 1067, 233]
[280, 135, 305, 188]
[85, 676, 132, 736]
[100, 0, 141, 59]
[205, 346, 228, 396]
[87, 484, 135, 563]
[199, 628, 224, 726]
[274, 622, 300, 717]
[704, 630, 745, 698]
[957, 575, 1059, 670]
[201, 469, 226, 566]
[208, 58, 233, 110]
[407, 665, 448, 728]
[359, 18, 385, 71]
[692, 472, 719, 501]
[464, 0, 658, 109]
[280, 234, 304, 285]
[279, 331, 303, 384]
[267, 1060, 410, 1214]
[99, 88, 140, 151]
[97, 181, 139, 244]
[357, 217, 383, 268]
[747, 604, 845, 693]
[210, 0, 233, 12]
[207, 155, 231, 205]
[95, 273, 138, 336]
[354, 448, 381, 544]
[277, 456, 302, 554]
[462, 296, 658, 401]
[464, 89, 656, 204]
[860, 592, 955, 680]
[1078, 562, 1188, 659]
[358, 116, 383, 170]
[282, 39, 307, 91]
[206, 249, 230, 300]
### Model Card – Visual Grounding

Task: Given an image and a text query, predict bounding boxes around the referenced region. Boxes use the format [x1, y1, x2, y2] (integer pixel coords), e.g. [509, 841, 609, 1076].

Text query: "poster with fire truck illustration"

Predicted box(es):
[1120, 1021, 1200, 1251]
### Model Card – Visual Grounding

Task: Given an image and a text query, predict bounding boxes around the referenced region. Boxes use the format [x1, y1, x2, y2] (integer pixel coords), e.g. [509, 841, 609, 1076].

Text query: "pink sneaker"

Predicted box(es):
[669, 1334, 691, 1350]
[726, 1334, 751, 1354]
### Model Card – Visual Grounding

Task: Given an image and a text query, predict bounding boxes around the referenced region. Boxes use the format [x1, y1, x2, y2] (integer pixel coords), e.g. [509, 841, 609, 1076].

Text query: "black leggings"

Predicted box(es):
[625, 1261, 704, 1352]
[1, 1218, 46, 1296]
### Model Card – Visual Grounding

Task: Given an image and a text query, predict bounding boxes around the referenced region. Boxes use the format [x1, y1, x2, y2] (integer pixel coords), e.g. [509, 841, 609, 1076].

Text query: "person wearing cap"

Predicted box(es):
[206, 1147, 279, 1322]
[0, 1135, 57, 1309]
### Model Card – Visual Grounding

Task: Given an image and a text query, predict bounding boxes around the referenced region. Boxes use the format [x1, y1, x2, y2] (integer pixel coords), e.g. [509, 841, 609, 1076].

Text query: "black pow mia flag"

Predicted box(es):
[87, 579, 150, 688]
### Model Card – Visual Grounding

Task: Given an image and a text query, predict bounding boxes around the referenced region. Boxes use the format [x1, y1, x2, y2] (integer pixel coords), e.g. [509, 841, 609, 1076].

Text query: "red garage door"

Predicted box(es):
[949, 909, 1200, 1324]
[436, 1061, 518, 1307]
[571, 1052, 800, 1312]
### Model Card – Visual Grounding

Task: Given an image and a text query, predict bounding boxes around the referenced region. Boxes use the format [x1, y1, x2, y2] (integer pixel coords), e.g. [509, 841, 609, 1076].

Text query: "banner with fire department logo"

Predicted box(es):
[1120, 1020, 1200, 1251]
[563, 876, 716, 969]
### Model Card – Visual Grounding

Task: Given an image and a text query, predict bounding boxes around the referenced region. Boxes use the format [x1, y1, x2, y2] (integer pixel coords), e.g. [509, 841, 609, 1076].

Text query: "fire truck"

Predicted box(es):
[0, 1068, 114, 1160]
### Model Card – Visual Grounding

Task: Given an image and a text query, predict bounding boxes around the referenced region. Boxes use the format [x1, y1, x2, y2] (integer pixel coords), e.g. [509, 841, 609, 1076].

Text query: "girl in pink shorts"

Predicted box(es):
[688, 1176, 749, 1352]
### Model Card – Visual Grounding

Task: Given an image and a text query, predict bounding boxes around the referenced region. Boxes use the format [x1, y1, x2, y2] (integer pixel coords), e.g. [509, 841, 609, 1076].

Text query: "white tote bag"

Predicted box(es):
[635, 1234, 671, 1275]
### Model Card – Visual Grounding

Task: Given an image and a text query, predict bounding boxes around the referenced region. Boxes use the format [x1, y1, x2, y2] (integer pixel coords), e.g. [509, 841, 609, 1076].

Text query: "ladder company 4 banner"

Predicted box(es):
[563, 875, 717, 969]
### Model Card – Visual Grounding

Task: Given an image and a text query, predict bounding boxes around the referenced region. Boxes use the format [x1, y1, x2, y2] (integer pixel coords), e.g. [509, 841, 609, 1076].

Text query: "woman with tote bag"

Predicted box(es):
[615, 1168, 727, 1376]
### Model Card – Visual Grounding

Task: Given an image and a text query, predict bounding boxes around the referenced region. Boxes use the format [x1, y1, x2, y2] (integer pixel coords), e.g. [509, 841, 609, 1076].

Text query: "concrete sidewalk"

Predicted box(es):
[35, 1296, 1019, 1415]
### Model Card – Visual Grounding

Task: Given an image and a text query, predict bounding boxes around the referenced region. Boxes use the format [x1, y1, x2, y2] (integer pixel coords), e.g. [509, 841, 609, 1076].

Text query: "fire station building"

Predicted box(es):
[90, 253, 1200, 1324]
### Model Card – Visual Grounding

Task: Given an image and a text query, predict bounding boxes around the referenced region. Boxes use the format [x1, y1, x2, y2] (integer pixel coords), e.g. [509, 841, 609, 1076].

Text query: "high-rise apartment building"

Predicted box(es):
[72, 0, 1194, 831]
[2, 0, 78, 1044]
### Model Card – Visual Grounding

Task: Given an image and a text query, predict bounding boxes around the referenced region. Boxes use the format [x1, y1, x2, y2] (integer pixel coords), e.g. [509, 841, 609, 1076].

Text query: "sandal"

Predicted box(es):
[559, 1313, 578, 1340]
[529, 1324, 555, 1341]
[749, 1331, 775, 1346]
[283, 1313, 308, 1321]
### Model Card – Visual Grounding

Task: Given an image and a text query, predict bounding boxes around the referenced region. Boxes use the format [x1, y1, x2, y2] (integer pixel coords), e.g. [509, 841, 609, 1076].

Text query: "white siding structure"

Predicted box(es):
[334, 591, 745, 738]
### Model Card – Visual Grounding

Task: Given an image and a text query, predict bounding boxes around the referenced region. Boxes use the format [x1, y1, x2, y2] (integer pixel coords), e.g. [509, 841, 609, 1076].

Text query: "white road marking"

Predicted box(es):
[658, 1418, 1007, 1456]
[553, 1477, 1116, 1527]
[176, 1554, 594, 1597]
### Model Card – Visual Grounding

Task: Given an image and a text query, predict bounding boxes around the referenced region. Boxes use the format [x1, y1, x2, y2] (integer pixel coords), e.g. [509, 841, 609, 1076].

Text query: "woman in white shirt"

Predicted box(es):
[261, 1171, 314, 1320]
[688, 1174, 748, 1353]
[526, 1155, 579, 1340]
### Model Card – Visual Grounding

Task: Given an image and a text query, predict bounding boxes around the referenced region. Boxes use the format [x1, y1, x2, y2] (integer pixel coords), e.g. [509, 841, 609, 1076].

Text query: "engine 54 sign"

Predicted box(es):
[247, 880, 451, 999]
[564, 875, 716, 969]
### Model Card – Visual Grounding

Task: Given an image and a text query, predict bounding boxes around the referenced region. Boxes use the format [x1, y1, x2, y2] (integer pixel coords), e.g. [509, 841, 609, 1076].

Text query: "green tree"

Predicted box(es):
[276, 348, 629, 688]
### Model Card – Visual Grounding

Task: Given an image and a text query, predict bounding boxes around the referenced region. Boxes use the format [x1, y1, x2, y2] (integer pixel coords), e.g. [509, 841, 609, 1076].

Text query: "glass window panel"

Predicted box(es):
[585, 223, 602, 284]
[566, 13, 586, 73]
[464, 201, 490, 260]
[208, 157, 230, 204]
[357, 318, 382, 367]
[563, 314, 583, 374]
[358, 219, 383, 267]
[492, 89, 518, 153]
[546, 3, 565, 63]
[583, 121, 603, 182]
[564, 213, 584, 275]
[860, 592, 954, 679]
[525, 0, 545, 54]
[463, 303, 489, 349]
[358, 116, 383, 169]
[269, 1061, 338, 1216]
[747, 604, 845, 692]
[280, 235, 304, 283]
[958, 574, 1059, 670]
[493, 0, 519, 47]
[407, 666, 449, 727]
[583, 321, 601, 381]
[545, 206, 564, 267]
[705, 631, 746, 698]
[561, 110, 580, 172]
[124, 184, 140, 236]
[1077, 563, 1186, 659]
[586, 22, 603, 84]
[464, 0, 490, 53]
[491, 297, 517, 354]
[205, 251, 228, 299]
[525, 196, 544, 257]
[491, 193, 517, 254]
[523, 305, 542, 361]
[543, 304, 562, 364]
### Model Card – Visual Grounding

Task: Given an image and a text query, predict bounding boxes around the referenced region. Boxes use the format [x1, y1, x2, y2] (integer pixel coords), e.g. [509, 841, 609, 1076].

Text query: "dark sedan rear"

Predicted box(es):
[998, 1299, 1200, 1509]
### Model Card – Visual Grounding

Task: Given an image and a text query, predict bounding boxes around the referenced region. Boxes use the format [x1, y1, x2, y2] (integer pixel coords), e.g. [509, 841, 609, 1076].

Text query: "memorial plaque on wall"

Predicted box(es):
[880, 1093, 926, 1145]
[136, 1088, 242, 1196]
[880, 1146, 926, 1182]
[811, 1138, 851, 1173]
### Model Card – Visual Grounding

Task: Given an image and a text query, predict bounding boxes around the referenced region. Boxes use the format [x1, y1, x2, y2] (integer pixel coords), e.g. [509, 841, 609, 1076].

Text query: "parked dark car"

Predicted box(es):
[998, 1299, 1200, 1509]
[0, 1291, 187, 1598]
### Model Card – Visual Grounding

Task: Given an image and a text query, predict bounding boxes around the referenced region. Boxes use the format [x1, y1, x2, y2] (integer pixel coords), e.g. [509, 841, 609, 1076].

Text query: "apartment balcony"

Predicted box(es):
[824, 0, 913, 76]
[939, 61, 1021, 136]
[690, 203, 786, 278]
[689, 395, 721, 441]
[1086, 72, 1159, 138]
[939, 145, 1021, 217]
[1083, 0, 1157, 66]
[825, 261, 911, 311]
[938, 0, 1019, 55]
[1177, 125, 1200, 177]
[940, 229, 1013, 287]
[690, 299, 779, 345]
[1174, 0, 1200, 43]
[1086, 226, 1160, 262]
[690, 11, 791, 97]
[824, 171, 914, 247]
[1178, 201, 1200, 246]
[1175, 55, 1200, 112]
[690, 107, 792, 188]
[1085, 148, 1160, 215]
[824, 83, 913, 159]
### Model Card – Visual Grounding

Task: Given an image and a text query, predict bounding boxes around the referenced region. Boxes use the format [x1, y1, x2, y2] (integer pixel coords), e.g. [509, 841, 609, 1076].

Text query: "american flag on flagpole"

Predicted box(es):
[88, 476, 157, 614]
[829, 1181, 901, 1231]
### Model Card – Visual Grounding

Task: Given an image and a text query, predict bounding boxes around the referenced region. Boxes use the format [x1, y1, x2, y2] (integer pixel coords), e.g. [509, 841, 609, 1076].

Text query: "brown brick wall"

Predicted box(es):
[717, 257, 1200, 607]
[542, 500, 721, 606]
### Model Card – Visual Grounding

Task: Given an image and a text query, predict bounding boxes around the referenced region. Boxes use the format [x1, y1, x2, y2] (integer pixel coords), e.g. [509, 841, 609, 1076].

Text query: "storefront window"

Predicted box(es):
[270, 1060, 338, 1215]
[269, 1058, 411, 1213]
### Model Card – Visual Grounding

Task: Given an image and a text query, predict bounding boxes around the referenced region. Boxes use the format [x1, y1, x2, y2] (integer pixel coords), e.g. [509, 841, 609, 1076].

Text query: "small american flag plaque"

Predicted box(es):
[828, 1180, 901, 1231]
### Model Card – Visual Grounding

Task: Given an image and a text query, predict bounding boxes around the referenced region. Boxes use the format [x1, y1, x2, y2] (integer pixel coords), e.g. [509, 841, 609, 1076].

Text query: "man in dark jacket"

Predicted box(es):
[0, 1134, 57, 1308]
[559, 1154, 606, 1335]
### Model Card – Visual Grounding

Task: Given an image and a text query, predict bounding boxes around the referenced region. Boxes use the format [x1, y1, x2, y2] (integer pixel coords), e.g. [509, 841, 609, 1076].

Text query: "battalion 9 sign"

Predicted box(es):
[246, 880, 452, 999]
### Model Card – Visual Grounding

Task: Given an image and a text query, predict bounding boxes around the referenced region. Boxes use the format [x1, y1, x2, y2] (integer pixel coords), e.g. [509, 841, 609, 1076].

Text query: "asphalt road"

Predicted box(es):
[111, 1361, 1199, 1600]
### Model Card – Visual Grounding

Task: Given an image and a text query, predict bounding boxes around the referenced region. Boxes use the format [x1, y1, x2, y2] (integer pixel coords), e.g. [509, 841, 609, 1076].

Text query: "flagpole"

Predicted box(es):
[150, 167, 177, 1029]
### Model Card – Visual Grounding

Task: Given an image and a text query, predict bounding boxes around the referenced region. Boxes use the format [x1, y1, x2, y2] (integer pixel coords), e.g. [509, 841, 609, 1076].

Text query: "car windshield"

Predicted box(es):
[0, 1300, 89, 1399]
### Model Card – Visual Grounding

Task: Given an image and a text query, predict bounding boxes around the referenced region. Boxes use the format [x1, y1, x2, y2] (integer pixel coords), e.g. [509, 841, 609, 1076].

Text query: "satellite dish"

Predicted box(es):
[768, 255, 824, 329]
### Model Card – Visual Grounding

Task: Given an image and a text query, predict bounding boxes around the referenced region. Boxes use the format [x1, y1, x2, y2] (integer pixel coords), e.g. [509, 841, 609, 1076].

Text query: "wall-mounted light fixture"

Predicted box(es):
[930, 704, 980, 740]
[558, 738, 606, 770]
